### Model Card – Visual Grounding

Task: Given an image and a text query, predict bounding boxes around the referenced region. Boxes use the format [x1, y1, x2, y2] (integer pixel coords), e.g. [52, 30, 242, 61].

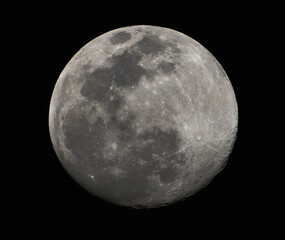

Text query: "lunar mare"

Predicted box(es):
[49, 25, 238, 208]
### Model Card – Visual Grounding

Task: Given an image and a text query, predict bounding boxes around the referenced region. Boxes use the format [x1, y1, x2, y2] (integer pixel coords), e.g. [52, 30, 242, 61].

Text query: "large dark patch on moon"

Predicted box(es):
[110, 31, 132, 45]
[62, 105, 105, 167]
[81, 69, 112, 101]
[136, 35, 167, 55]
[109, 51, 147, 87]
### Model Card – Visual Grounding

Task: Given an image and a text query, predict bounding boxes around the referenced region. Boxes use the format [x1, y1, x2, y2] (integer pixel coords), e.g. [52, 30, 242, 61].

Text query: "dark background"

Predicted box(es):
[4, 1, 283, 239]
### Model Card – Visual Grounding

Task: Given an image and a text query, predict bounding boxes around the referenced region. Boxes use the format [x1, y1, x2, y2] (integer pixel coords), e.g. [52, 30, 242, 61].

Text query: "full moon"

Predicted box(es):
[49, 25, 238, 208]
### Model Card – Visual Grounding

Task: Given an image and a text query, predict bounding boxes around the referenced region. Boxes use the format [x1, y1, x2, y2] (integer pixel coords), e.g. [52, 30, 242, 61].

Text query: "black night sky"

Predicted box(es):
[4, 1, 283, 239]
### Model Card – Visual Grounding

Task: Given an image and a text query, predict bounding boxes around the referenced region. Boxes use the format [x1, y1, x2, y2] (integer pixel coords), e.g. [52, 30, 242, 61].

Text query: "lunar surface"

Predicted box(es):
[49, 25, 238, 208]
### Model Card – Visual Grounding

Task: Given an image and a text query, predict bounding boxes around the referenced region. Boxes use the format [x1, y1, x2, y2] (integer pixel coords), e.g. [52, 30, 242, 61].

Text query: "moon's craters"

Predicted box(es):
[49, 25, 238, 208]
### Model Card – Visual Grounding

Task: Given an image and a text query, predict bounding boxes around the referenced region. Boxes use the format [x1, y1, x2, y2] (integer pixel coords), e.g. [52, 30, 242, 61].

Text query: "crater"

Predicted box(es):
[111, 142, 118, 150]
[110, 31, 132, 45]
[196, 134, 202, 141]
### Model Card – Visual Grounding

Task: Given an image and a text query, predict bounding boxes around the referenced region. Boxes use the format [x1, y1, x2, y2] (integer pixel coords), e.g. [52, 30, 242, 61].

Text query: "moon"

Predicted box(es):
[49, 25, 238, 208]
